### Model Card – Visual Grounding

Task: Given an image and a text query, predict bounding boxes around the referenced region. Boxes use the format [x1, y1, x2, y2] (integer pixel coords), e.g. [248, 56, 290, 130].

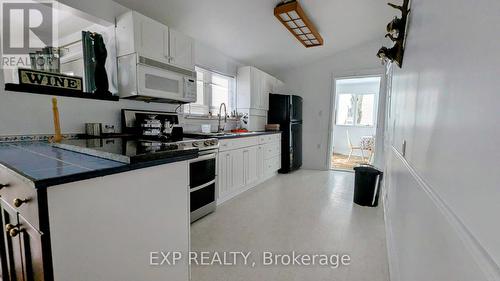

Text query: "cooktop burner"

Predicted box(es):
[56, 136, 218, 164]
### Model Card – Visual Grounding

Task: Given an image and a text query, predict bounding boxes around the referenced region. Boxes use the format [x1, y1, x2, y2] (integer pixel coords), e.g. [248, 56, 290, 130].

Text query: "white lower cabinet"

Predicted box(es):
[217, 133, 281, 204]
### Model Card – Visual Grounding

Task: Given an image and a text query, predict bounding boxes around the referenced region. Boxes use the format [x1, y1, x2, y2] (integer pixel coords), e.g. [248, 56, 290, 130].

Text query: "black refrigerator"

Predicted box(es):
[268, 94, 302, 173]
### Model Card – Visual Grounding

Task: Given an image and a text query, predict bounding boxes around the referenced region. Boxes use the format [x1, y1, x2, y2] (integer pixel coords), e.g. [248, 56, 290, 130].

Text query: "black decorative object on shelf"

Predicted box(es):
[82, 31, 112, 97]
[377, 0, 411, 67]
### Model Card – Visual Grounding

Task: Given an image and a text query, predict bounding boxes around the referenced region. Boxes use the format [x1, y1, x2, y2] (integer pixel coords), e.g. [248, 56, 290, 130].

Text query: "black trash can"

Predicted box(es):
[353, 165, 383, 207]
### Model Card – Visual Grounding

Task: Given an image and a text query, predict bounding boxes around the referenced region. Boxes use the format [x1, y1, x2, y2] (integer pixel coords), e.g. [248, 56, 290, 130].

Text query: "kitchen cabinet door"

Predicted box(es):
[135, 13, 169, 64]
[250, 68, 261, 109]
[256, 145, 264, 180]
[273, 78, 285, 93]
[169, 29, 194, 71]
[260, 73, 273, 110]
[218, 152, 232, 199]
[243, 146, 259, 186]
[1, 199, 24, 281]
[231, 150, 245, 191]
[0, 199, 7, 281]
[18, 215, 45, 281]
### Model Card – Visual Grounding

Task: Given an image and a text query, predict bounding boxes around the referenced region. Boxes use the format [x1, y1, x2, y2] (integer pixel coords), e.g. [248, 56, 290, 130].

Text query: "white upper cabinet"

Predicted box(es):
[116, 11, 169, 64]
[273, 78, 285, 93]
[116, 11, 195, 71]
[169, 29, 195, 71]
[260, 73, 274, 110]
[237, 66, 281, 111]
[137, 14, 169, 64]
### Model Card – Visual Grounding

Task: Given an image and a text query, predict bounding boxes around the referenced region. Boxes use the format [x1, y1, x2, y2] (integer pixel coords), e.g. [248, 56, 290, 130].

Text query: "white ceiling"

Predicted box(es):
[113, 0, 394, 74]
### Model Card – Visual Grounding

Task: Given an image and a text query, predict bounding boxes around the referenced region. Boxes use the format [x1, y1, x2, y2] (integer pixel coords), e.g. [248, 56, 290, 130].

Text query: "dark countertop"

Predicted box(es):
[0, 142, 197, 189]
[184, 131, 281, 140]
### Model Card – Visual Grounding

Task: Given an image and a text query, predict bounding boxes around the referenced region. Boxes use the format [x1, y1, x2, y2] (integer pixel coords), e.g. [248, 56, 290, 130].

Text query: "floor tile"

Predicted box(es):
[191, 170, 389, 281]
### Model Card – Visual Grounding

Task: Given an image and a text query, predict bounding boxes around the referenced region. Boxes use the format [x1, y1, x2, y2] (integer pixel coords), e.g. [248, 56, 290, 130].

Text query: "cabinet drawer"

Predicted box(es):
[264, 155, 281, 174]
[263, 142, 280, 159]
[219, 136, 259, 152]
[0, 168, 40, 230]
[258, 133, 281, 144]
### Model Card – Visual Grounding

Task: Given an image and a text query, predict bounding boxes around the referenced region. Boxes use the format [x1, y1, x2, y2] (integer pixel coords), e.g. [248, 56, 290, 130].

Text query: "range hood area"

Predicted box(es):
[115, 11, 197, 104]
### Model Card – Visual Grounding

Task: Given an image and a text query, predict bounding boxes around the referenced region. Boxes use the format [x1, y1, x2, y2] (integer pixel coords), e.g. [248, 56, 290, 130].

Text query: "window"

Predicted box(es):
[184, 67, 235, 116]
[336, 93, 376, 126]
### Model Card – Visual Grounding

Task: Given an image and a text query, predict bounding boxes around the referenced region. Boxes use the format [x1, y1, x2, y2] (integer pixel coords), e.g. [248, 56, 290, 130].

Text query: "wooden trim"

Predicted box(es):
[274, 1, 324, 48]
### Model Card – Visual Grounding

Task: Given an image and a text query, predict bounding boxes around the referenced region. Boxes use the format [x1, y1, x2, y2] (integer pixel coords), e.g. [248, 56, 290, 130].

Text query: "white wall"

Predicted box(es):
[384, 0, 500, 280]
[277, 40, 384, 170]
[0, 0, 243, 136]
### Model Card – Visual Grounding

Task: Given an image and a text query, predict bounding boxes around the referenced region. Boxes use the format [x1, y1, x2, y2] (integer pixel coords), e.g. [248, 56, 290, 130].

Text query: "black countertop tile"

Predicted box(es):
[0, 142, 197, 189]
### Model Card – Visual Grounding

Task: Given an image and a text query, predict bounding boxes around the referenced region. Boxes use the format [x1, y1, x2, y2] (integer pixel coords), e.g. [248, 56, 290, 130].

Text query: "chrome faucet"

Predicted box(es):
[217, 103, 227, 133]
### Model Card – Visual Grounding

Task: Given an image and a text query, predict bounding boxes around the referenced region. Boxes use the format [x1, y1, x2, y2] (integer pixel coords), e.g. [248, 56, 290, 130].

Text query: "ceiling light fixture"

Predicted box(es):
[274, 0, 324, 48]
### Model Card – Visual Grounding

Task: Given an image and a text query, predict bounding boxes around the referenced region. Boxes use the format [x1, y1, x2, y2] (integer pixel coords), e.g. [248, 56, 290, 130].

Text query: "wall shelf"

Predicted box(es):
[4, 83, 119, 101]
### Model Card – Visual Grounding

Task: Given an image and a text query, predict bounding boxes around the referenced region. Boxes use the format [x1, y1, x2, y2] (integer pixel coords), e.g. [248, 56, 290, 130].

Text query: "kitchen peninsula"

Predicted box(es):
[0, 141, 194, 280]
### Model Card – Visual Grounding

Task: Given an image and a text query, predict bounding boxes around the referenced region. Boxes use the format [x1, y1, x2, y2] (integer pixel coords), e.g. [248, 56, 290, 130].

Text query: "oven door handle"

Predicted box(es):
[190, 153, 217, 163]
[190, 180, 216, 193]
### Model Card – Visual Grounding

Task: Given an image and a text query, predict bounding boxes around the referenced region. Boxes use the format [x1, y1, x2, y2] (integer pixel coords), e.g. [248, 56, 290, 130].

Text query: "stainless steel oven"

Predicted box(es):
[189, 149, 217, 222]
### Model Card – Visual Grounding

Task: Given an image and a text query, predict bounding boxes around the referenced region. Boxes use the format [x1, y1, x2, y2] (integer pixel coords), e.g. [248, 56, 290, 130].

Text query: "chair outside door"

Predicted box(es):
[347, 130, 365, 161]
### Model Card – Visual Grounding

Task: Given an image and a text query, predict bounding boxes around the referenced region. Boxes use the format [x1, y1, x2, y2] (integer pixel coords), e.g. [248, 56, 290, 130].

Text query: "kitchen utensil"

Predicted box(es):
[51, 98, 63, 143]
[171, 126, 183, 142]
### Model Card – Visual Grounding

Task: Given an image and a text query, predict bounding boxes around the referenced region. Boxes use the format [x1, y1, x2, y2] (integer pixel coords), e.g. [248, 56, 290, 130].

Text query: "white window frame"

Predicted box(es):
[335, 92, 377, 127]
[183, 66, 236, 118]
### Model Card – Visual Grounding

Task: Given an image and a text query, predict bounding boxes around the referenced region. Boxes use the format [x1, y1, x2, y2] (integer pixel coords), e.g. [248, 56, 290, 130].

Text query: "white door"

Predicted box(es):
[136, 15, 169, 64]
[169, 29, 195, 70]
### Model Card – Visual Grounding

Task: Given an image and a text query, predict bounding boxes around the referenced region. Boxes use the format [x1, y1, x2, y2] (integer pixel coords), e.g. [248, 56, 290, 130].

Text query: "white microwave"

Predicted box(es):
[118, 54, 196, 103]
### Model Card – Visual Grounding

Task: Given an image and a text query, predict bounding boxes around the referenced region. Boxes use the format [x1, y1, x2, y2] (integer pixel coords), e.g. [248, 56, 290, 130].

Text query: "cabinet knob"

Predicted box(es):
[5, 224, 21, 237]
[9, 228, 20, 237]
[5, 223, 17, 232]
[0, 183, 9, 189]
[13, 198, 29, 208]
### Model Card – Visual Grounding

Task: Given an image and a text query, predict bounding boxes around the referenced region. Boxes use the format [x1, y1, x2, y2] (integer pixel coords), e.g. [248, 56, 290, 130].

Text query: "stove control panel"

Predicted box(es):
[191, 138, 218, 149]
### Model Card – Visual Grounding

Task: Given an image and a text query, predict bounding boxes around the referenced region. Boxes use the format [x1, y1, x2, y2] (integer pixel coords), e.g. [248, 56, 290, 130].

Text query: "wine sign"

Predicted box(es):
[18, 68, 83, 91]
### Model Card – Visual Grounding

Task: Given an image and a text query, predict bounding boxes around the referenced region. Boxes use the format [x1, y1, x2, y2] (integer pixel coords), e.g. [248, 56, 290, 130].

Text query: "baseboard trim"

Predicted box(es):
[389, 146, 500, 281]
[383, 191, 399, 281]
